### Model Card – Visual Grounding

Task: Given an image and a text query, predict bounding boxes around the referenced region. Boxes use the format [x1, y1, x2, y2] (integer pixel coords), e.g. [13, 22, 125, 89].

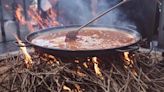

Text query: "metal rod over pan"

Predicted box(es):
[65, 0, 130, 42]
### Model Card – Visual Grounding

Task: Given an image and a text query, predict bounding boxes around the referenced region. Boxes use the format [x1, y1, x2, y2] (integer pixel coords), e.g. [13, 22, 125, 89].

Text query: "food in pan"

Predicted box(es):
[31, 28, 137, 50]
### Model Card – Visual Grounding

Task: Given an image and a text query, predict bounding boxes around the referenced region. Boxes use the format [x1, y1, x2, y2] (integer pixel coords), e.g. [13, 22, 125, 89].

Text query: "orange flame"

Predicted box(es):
[15, 4, 26, 25]
[63, 84, 82, 92]
[15, 4, 59, 32]
[63, 85, 71, 91]
[92, 57, 103, 79]
[28, 7, 44, 29]
[123, 52, 131, 65]
[27, 5, 59, 30]
[123, 52, 137, 76]
[14, 35, 33, 68]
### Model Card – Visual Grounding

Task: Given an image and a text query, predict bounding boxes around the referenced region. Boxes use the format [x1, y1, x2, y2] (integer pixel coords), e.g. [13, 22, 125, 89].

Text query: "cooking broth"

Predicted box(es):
[31, 28, 137, 50]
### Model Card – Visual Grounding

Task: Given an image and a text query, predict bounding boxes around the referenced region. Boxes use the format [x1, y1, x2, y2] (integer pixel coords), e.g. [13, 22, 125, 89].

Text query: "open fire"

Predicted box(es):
[13, 0, 138, 75]
[12, 1, 142, 91]
[0, 0, 163, 92]
[15, 2, 59, 32]
[14, 35, 33, 68]
[0, 48, 164, 92]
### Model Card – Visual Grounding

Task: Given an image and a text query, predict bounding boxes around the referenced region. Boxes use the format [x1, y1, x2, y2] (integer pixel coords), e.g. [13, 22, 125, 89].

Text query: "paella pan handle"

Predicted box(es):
[14, 41, 32, 47]
[115, 45, 139, 52]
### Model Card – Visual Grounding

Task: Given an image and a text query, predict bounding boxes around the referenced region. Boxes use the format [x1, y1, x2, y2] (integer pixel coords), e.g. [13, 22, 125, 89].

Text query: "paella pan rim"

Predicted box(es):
[25, 25, 141, 52]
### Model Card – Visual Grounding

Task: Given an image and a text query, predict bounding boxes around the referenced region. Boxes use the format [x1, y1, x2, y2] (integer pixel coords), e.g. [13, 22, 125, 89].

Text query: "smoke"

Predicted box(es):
[57, 0, 135, 28]
[57, 0, 92, 25]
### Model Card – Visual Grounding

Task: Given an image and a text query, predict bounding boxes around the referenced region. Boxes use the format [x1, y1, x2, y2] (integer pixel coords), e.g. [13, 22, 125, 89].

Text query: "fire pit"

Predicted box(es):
[0, 0, 164, 92]
[0, 49, 164, 92]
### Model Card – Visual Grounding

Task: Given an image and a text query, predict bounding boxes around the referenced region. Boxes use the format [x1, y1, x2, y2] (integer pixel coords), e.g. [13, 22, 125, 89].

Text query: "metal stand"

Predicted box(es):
[12, 0, 20, 39]
[158, 0, 164, 48]
[0, 0, 6, 42]
[0, 0, 22, 42]
[23, 0, 28, 20]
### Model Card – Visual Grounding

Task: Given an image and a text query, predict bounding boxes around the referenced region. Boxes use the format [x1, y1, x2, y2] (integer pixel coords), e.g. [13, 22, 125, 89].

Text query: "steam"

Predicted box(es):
[57, 0, 92, 25]
[57, 0, 135, 28]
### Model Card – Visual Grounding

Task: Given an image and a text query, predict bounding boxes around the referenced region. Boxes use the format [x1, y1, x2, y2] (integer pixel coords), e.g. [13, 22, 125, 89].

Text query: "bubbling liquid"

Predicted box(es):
[31, 28, 137, 50]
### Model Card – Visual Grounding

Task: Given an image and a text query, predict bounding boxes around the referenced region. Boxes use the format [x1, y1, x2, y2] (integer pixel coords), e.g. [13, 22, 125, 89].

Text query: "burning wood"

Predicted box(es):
[0, 50, 164, 92]
[1, 0, 164, 91]
[15, 2, 59, 32]
[92, 57, 103, 79]
[15, 4, 26, 25]
[63, 85, 71, 92]
[63, 84, 83, 92]
[123, 52, 132, 65]
[123, 52, 137, 76]
[14, 35, 33, 68]
[41, 53, 60, 65]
